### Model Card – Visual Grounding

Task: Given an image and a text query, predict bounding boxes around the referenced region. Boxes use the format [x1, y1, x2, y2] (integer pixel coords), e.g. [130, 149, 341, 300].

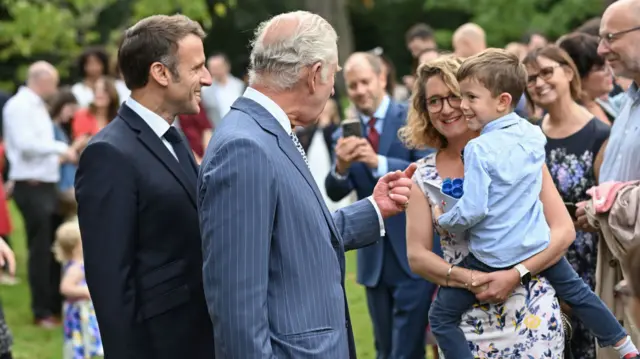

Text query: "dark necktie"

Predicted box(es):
[367, 117, 380, 153]
[163, 127, 196, 182]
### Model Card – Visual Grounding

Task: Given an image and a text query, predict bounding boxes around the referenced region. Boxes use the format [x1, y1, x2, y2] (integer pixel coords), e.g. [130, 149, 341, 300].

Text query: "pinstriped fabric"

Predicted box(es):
[197, 99, 381, 359]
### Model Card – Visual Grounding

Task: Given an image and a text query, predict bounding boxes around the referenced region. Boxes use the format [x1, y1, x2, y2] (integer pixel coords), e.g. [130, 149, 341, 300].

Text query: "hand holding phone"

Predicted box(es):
[341, 119, 362, 138]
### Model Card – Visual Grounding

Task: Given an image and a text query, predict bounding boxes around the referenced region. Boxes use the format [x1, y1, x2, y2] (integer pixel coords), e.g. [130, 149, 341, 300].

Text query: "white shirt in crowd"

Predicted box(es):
[71, 82, 94, 108]
[3, 86, 68, 183]
[201, 75, 245, 126]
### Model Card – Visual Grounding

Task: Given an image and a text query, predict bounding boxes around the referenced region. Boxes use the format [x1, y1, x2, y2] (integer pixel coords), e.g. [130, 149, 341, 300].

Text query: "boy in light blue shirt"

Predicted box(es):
[429, 48, 637, 359]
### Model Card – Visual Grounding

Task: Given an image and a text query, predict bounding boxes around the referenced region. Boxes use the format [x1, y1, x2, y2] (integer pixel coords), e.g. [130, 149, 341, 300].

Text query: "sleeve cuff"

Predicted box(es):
[372, 155, 388, 178]
[367, 196, 386, 237]
[331, 165, 349, 180]
[55, 141, 69, 155]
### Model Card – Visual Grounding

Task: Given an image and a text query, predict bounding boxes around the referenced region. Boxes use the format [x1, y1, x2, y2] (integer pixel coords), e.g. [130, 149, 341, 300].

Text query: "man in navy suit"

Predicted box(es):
[325, 52, 437, 359]
[198, 11, 417, 359]
[75, 15, 215, 359]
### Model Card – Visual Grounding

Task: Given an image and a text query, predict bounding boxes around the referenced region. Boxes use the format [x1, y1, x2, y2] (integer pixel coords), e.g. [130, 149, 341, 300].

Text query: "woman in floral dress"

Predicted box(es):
[524, 45, 610, 359]
[399, 55, 577, 358]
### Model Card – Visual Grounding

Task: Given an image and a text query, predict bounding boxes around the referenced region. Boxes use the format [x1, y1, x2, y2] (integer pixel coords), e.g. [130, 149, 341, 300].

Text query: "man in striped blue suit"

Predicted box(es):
[198, 11, 418, 359]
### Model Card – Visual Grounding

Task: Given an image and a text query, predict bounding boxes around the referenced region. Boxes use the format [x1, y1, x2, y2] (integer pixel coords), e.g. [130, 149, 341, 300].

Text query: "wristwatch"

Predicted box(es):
[514, 264, 532, 286]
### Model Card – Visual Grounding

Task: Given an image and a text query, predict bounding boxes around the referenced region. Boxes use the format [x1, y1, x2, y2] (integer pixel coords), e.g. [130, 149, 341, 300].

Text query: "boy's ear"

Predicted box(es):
[497, 92, 513, 112]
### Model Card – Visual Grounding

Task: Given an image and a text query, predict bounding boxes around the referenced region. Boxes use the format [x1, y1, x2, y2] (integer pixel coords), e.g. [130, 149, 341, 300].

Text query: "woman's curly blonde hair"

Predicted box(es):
[399, 55, 463, 150]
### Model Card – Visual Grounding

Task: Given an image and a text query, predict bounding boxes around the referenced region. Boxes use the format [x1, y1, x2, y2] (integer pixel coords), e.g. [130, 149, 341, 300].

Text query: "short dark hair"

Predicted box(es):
[575, 17, 601, 37]
[77, 47, 110, 79]
[208, 52, 230, 64]
[118, 14, 206, 90]
[557, 32, 605, 79]
[405, 23, 435, 44]
[457, 48, 527, 108]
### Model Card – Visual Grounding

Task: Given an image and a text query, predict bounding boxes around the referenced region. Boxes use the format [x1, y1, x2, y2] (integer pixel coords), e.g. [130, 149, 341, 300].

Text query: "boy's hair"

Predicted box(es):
[52, 219, 81, 264]
[456, 48, 527, 108]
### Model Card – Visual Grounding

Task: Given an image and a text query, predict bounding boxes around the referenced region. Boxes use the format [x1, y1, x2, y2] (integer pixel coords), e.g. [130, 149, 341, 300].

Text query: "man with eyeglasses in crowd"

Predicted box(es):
[575, 1, 640, 358]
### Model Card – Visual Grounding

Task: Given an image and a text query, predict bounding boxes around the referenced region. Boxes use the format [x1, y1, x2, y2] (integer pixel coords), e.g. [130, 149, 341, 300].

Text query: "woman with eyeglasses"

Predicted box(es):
[523, 44, 611, 359]
[401, 55, 575, 358]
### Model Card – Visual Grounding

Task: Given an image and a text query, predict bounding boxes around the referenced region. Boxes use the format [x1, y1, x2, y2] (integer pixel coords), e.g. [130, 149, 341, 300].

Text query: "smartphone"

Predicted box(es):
[341, 119, 362, 138]
[565, 202, 578, 221]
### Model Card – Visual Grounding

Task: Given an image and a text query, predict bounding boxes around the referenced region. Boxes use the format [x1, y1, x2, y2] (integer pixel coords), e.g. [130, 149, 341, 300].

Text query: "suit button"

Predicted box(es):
[610, 259, 618, 267]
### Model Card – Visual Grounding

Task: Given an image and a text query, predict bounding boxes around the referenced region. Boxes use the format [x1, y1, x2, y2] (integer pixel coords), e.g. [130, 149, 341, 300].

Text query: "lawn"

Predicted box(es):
[1, 203, 432, 359]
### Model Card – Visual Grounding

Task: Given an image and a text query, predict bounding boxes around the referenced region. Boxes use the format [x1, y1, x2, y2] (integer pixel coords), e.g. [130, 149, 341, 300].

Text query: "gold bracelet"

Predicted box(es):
[445, 265, 454, 287]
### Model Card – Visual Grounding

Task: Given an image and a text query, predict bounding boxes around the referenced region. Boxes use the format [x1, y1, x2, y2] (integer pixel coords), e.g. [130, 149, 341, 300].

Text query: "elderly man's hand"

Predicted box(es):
[372, 163, 417, 218]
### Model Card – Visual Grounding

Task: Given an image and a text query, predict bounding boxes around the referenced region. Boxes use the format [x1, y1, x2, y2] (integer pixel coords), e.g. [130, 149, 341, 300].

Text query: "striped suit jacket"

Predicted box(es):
[198, 96, 381, 359]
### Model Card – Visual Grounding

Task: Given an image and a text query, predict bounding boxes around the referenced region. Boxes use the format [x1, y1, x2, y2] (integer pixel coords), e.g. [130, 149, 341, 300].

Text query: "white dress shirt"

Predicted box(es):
[3, 86, 68, 183]
[125, 97, 177, 160]
[243, 87, 386, 236]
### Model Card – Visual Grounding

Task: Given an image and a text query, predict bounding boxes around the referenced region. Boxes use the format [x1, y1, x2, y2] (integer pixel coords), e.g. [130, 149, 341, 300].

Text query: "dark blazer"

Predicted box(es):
[198, 96, 382, 359]
[75, 104, 214, 359]
[325, 100, 433, 287]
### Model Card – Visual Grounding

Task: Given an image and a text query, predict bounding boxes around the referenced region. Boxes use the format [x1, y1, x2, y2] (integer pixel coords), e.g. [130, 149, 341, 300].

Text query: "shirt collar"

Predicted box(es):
[243, 87, 292, 135]
[125, 97, 172, 139]
[359, 95, 390, 125]
[18, 86, 45, 106]
[627, 82, 640, 103]
[481, 112, 521, 135]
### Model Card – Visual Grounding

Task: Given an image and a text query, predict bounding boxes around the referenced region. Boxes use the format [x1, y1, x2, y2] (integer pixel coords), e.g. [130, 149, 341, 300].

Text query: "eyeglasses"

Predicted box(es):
[426, 95, 461, 113]
[600, 26, 640, 46]
[527, 65, 560, 87]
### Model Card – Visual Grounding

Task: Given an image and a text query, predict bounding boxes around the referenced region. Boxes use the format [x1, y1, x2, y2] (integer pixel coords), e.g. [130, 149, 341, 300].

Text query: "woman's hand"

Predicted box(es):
[0, 237, 16, 276]
[471, 269, 520, 303]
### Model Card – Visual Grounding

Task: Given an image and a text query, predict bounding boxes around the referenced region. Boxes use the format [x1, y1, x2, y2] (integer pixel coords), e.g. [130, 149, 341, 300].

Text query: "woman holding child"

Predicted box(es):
[401, 52, 638, 358]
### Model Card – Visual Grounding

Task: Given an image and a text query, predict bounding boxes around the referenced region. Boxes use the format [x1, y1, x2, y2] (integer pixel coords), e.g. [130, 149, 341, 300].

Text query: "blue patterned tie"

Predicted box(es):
[289, 132, 309, 167]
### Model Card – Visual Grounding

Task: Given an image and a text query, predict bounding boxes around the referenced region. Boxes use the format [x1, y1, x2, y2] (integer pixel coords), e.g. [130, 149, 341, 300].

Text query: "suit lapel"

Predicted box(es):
[231, 97, 342, 243]
[377, 102, 398, 156]
[118, 104, 197, 207]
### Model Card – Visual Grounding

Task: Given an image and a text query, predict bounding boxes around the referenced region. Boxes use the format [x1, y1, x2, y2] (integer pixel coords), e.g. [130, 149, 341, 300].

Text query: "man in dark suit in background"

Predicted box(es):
[325, 52, 437, 359]
[75, 14, 214, 359]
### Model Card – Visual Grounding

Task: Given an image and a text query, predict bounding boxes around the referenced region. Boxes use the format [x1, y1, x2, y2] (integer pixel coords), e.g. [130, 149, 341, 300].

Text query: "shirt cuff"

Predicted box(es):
[331, 165, 349, 180]
[54, 141, 69, 155]
[371, 155, 388, 178]
[367, 196, 386, 237]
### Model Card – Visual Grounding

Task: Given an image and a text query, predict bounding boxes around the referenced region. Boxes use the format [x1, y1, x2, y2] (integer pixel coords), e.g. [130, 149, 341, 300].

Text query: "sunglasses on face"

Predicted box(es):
[527, 65, 561, 87]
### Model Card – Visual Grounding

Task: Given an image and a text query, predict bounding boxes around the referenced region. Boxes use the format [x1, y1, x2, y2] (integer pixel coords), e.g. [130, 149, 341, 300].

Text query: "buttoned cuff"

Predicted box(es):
[367, 196, 386, 237]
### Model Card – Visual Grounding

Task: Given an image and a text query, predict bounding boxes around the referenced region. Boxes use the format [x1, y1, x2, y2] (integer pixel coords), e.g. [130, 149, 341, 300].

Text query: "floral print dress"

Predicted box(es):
[414, 153, 565, 358]
[540, 118, 610, 359]
[63, 261, 103, 359]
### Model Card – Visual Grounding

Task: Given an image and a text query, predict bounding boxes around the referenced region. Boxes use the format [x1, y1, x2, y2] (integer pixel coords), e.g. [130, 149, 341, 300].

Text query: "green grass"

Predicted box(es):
[1, 203, 432, 359]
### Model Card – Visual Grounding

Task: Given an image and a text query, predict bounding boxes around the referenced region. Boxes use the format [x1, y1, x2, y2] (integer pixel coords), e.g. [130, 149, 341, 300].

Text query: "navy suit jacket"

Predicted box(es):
[198, 97, 383, 359]
[75, 104, 214, 359]
[325, 101, 432, 287]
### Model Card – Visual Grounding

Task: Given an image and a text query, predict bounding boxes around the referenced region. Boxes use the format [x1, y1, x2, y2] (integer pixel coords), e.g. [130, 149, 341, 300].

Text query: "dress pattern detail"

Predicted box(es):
[414, 153, 564, 358]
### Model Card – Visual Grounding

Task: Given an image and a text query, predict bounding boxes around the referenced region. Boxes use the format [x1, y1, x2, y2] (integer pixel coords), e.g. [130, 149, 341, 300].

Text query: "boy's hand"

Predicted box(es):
[431, 204, 451, 237]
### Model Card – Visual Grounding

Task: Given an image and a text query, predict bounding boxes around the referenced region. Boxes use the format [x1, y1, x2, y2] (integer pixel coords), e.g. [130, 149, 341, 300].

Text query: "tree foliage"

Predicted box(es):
[0, 0, 116, 89]
[424, 0, 605, 48]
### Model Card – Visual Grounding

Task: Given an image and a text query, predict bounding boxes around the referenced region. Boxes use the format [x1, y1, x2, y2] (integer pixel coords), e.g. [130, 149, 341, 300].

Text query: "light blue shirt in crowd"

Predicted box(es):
[437, 112, 550, 268]
[600, 83, 640, 182]
[359, 95, 390, 177]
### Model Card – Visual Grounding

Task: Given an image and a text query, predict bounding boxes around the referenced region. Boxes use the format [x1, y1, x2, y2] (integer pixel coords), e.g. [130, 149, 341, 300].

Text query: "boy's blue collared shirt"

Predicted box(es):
[438, 112, 550, 268]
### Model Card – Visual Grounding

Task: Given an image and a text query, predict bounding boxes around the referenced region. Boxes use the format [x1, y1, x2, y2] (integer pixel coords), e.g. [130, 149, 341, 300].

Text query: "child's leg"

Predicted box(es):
[429, 254, 494, 359]
[543, 258, 630, 348]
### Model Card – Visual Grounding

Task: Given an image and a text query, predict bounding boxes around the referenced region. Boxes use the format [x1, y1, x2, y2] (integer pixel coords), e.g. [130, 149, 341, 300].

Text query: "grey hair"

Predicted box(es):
[248, 11, 338, 91]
